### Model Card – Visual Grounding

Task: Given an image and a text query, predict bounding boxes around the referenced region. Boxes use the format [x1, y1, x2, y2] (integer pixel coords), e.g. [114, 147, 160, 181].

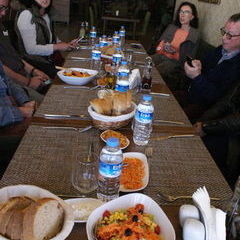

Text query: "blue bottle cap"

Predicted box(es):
[121, 60, 127, 65]
[116, 48, 121, 51]
[143, 95, 152, 101]
[106, 137, 119, 147]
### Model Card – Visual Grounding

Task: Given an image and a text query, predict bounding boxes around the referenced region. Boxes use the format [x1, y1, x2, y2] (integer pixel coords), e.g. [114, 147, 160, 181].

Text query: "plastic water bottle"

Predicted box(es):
[97, 137, 123, 202]
[79, 22, 85, 38]
[133, 95, 154, 145]
[112, 31, 120, 47]
[112, 47, 122, 75]
[119, 26, 126, 48]
[115, 60, 130, 92]
[89, 26, 97, 47]
[91, 44, 101, 71]
[99, 35, 108, 48]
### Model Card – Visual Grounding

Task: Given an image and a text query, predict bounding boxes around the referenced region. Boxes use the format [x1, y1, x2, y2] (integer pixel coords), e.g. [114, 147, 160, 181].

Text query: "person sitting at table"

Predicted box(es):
[15, 0, 78, 78]
[194, 81, 240, 187]
[178, 13, 240, 122]
[152, 1, 199, 91]
[0, 61, 35, 128]
[0, 0, 49, 103]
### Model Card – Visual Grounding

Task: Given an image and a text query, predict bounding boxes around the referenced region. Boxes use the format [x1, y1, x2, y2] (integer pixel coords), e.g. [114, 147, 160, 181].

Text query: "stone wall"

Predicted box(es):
[175, 0, 240, 46]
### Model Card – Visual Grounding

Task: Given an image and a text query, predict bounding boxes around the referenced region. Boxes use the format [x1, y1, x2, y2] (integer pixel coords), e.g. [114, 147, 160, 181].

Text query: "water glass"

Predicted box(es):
[71, 153, 98, 194]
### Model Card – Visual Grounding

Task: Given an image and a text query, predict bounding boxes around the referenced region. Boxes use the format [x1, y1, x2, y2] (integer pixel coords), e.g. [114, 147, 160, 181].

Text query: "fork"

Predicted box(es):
[42, 125, 93, 133]
[157, 191, 220, 202]
[151, 134, 196, 141]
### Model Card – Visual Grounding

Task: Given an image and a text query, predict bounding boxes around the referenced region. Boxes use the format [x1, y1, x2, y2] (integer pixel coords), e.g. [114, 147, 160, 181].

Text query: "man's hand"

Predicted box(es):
[28, 76, 45, 89]
[193, 122, 206, 137]
[184, 60, 202, 79]
[19, 100, 36, 118]
[32, 69, 49, 80]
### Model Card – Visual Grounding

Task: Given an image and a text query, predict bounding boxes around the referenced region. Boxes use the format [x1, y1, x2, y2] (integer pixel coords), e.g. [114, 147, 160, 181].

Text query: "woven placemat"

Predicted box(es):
[0, 125, 232, 208]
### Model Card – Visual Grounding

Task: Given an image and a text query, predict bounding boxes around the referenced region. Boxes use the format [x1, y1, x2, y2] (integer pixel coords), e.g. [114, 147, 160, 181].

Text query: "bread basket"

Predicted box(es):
[88, 102, 137, 130]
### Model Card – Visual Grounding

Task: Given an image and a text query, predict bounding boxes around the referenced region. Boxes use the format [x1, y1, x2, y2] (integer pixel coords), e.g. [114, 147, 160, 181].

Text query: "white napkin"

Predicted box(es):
[192, 186, 226, 240]
[129, 69, 141, 89]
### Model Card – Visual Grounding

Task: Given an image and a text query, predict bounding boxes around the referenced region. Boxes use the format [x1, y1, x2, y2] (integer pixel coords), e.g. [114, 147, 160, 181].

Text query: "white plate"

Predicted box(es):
[100, 130, 130, 150]
[120, 152, 149, 192]
[86, 193, 176, 240]
[64, 198, 103, 223]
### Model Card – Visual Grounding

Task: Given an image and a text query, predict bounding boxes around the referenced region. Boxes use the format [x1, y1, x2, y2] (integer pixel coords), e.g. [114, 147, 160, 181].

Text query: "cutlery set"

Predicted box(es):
[42, 125, 93, 133]
[43, 114, 89, 120]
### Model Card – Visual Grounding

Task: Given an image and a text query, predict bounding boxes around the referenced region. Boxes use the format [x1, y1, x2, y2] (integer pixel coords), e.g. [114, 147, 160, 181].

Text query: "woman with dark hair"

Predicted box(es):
[152, 1, 199, 91]
[15, 0, 78, 78]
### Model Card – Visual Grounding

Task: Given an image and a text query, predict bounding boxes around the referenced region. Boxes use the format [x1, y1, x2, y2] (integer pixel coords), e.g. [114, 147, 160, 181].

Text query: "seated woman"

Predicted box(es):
[152, 1, 199, 91]
[15, 0, 78, 78]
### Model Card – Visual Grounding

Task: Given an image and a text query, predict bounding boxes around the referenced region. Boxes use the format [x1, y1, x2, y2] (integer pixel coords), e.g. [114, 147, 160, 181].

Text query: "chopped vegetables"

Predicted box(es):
[95, 204, 163, 240]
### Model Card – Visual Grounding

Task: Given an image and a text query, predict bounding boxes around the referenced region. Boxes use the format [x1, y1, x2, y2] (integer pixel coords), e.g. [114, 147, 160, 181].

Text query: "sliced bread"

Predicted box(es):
[0, 196, 34, 237]
[5, 198, 35, 240]
[22, 198, 64, 240]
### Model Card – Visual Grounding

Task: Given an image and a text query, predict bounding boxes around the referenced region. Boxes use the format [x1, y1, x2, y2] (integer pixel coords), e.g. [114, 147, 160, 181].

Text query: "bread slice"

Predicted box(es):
[6, 197, 35, 240]
[22, 198, 64, 240]
[90, 97, 113, 116]
[112, 91, 132, 115]
[0, 196, 34, 237]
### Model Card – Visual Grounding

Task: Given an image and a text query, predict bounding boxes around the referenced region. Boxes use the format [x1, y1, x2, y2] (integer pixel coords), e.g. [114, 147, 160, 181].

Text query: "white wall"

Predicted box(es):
[175, 0, 240, 46]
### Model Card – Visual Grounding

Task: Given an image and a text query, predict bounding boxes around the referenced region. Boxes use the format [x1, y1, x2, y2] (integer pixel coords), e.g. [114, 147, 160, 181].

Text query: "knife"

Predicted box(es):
[43, 114, 89, 120]
[63, 86, 90, 89]
[154, 119, 185, 125]
[67, 56, 91, 61]
[150, 92, 171, 97]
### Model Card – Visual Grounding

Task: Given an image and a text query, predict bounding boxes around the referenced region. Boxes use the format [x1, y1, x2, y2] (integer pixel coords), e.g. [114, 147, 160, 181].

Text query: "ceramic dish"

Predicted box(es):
[100, 130, 130, 149]
[57, 68, 98, 85]
[86, 193, 176, 240]
[64, 198, 103, 223]
[120, 152, 149, 192]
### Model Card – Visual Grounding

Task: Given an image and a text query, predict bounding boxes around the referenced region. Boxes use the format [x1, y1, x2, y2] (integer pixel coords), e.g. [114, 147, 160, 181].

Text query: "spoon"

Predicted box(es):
[157, 192, 220, 202]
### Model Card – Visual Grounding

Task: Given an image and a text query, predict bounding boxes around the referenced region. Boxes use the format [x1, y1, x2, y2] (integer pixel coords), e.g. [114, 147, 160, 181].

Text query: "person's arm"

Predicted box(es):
[17, 10, 54, 56]
[3, 65, 44, 90]
[0, 104, 23, 127]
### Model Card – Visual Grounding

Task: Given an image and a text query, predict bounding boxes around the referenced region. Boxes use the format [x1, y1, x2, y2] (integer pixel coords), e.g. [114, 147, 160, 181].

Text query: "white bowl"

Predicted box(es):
[57, 68, 98, 85]
[86, 193, 176, 240]
[0, 185, 74, 240]
[120, 152, 149, 192]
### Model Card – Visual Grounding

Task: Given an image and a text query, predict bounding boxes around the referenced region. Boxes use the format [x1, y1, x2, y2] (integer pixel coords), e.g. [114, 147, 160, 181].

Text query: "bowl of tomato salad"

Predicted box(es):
[86, 193, 175, 240]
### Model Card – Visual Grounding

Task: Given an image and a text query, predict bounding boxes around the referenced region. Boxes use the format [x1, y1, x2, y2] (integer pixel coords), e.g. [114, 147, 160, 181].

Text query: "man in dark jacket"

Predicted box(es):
[194, 82, 240, 187]
[181, 13, 240, 121]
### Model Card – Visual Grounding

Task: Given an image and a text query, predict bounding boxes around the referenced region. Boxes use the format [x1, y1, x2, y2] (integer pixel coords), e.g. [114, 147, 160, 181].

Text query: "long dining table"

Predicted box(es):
[0, 43, 233, 240]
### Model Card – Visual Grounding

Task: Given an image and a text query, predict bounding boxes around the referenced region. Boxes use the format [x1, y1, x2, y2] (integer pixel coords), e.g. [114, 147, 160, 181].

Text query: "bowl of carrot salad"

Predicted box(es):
[86, 193, 175, 240]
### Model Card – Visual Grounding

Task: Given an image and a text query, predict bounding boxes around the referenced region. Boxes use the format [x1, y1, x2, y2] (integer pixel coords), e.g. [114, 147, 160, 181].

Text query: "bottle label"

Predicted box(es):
[113, 36, 120, 44]
[115, 84, 129, 92]
[135, 110, 153, 123]
[118, 72, 129, 77]
[92, 50, 101, 60]
[112, 54, 122, 63]
[99, 161, 122, 177]
[90, 31, 97, 38]
[119, 30, 125, 37]
[100, 41, 108, 47]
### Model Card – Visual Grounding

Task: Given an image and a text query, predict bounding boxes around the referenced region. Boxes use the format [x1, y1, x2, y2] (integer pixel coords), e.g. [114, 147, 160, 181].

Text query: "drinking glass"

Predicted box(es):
[71, 153, 98, 194]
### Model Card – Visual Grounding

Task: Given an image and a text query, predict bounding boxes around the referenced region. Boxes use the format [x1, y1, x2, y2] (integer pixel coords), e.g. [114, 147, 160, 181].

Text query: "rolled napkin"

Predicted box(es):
[183, 218, 205, 240]
[179, 204, 200, 227]
[129, 69, 141, 89]
[213, 207, 226, 240]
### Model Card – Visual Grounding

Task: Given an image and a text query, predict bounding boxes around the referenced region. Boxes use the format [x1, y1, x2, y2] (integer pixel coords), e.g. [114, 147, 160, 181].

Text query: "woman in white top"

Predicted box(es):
[16, 0, 78, 78]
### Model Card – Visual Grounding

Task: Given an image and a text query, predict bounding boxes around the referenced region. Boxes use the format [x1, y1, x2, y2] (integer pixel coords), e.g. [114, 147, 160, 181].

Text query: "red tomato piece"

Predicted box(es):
[103, 210, 111, 218]
[155, 225, 161, 234]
